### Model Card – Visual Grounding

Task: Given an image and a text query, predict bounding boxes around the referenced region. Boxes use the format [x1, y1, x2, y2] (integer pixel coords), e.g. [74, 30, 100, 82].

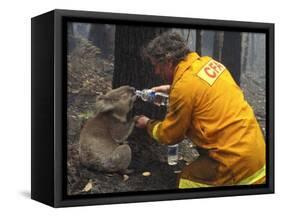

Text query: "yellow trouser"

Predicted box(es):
[179, 165, 266, 188]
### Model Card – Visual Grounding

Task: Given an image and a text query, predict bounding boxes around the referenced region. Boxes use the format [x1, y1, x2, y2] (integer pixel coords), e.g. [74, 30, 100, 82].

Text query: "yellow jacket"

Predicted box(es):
[147, 52, 265, 186]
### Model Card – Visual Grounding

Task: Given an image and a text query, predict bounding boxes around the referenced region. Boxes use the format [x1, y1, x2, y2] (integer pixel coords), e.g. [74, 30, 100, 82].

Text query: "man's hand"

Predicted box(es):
[135, 115, 150, 128]
[151, 85, 170, 94]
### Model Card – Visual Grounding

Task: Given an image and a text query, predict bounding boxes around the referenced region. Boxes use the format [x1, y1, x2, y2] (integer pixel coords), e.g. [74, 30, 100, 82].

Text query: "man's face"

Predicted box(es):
[151, 59, 175, 83]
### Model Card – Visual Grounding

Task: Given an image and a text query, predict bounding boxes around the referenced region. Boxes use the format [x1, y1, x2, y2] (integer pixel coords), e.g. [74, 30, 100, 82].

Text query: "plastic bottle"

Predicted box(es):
[136, 89, 182, 166]
[167, 144, 179, 165]
[135, 89, 169, 106]
[180, 139, 200, 165]
[136, 89, 176, 165]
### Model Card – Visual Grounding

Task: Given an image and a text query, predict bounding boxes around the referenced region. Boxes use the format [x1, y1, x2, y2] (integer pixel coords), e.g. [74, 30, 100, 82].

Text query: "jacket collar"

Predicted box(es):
[171, 52, 200, 88]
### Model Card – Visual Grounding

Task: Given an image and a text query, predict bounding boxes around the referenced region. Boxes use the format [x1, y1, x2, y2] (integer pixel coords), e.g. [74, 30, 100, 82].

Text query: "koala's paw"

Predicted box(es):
[102, 144, 132, 173]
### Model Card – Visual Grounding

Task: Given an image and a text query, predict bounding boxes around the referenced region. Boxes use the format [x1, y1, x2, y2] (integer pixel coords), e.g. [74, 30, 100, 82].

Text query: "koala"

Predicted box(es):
[79, 86, 137, 173]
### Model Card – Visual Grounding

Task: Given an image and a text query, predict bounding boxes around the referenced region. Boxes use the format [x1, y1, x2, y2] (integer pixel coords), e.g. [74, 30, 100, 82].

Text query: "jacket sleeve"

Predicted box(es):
[147, 80, 195, 145]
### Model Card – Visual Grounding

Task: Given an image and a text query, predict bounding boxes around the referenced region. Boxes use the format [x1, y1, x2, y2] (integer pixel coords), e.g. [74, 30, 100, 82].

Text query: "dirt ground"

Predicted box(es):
[67, 139, 180, 195]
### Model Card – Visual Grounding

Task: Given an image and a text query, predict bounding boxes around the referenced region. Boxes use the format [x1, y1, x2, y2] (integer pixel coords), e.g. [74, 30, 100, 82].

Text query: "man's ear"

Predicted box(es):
[94, 96, 114, 114]
[166, 58, 174, 68]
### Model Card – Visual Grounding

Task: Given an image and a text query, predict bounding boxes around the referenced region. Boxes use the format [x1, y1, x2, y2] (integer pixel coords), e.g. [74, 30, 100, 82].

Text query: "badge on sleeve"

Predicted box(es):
[197, 60, 225, 86]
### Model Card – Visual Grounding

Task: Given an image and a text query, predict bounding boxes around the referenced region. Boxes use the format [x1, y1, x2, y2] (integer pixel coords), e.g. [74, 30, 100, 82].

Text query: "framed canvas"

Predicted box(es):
[31, 9, 274, 207]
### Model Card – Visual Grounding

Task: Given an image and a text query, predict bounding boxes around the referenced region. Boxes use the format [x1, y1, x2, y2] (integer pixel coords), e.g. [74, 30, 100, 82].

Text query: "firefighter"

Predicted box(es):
[135, 32, 266, 188]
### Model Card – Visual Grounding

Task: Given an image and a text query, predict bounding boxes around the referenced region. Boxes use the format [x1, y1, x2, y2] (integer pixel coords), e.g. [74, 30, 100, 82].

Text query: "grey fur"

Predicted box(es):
[79, 86, 136, 173]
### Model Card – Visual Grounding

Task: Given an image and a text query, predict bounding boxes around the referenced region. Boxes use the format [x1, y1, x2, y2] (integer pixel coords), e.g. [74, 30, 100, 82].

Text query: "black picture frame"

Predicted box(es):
[31, 9, 274, 207]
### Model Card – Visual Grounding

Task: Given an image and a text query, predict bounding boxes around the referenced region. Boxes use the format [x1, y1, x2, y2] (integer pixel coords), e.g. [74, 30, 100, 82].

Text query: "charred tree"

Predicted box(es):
[241, 33, 249, 73]
[113, 25, 173, 166]
[113, 25, 167, 120]
[67, 23, 76, 55]
[213, 31, 224, 61]
[89, 24, 115, 59]
[196, 30, 202, 55]
[221, 31, 242, 85]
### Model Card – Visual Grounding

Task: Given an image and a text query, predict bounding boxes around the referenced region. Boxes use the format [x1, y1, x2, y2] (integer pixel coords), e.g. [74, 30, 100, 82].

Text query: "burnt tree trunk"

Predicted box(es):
[113, 25, 171, 165]
[67, 23, 75, 55]
[196, 30, 202, 55]
[89, 24, 115, 59]
[113, 25, 167, 120]
[213, 31, 224, 61]
[221, 31, 242, 85]
[242, 33, 249, 73]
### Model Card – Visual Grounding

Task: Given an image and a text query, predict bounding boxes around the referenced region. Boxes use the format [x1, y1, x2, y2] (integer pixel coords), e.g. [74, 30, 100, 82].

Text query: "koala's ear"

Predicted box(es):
[94, 96, 114, 113]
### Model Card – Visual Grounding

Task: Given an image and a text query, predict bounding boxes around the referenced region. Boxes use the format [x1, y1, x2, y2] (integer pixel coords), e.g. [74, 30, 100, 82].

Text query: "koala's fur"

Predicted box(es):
[79, 86, 136, 173]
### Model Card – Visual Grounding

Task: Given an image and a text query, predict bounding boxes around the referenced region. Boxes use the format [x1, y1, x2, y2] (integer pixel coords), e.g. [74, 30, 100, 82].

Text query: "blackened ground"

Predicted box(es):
[67, 133, 181, 195]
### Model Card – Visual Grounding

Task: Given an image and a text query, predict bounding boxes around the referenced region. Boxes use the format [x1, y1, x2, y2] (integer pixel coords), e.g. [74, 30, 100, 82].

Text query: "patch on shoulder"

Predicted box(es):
[197, 59, 225, 86]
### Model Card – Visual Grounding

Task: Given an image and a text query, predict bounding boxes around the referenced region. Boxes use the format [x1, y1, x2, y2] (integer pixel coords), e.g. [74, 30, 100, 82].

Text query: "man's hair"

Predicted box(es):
[143, 31, 190, 65]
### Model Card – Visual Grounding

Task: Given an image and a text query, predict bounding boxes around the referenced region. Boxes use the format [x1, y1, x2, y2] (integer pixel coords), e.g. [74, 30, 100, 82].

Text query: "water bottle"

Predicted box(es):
[179, 139, 200, 165]
[135, 89, 169, 106]
[167, 144, 179, 165]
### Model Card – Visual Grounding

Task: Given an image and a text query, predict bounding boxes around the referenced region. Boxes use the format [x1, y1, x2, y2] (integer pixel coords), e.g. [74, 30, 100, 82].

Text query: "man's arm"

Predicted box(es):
[151, 85, 171, 94]
[147, 83, 194, 145]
